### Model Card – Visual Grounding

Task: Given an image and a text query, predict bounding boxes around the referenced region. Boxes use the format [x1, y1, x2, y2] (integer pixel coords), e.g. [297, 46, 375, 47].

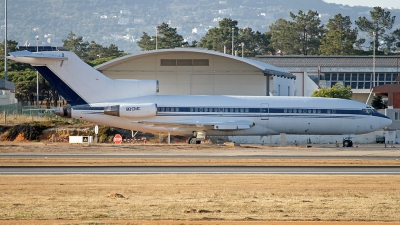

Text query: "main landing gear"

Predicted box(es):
[188, 131, 206, 144]
[343, 138, 353, 147]
[188, 137, 202, 144]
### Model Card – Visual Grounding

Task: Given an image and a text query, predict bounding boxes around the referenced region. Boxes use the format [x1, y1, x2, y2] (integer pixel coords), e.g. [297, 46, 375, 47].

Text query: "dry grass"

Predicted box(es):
[0, 175, 400, 222]
[0, 113, 51, 125]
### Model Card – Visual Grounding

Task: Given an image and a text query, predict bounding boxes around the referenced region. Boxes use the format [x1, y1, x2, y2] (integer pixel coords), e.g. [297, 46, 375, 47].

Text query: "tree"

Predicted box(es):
[270, 10, 324, 55]
[238, 28, 274, 57]
[320, 14, 363, 55]
[312, 83, 352, 99]
[355, 7, 396, 52]
[157, 22, 184, 49]
[62, 31, 89, 59]
[198, 18, 239, 55]
[269, 18, 298, 55]
[371, 95, 386, 109]
[137, 23, 184, 51]
[136, 32, 154, 51]
[198, 18, 273, 56]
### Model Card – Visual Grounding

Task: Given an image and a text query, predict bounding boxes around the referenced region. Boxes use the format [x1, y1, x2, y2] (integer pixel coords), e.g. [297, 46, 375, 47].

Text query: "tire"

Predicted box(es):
[189, 137, 197, 144]
[343, 140, 353, 147]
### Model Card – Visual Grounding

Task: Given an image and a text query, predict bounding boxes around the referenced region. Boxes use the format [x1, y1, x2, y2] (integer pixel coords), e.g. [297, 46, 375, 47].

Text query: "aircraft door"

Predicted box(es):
[261, 103, 269, 120]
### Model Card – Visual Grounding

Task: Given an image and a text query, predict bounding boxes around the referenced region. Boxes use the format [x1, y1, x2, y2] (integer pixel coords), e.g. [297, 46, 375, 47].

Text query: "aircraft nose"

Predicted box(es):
[382, 117, 392, 128]
[378, 113, 392, 128]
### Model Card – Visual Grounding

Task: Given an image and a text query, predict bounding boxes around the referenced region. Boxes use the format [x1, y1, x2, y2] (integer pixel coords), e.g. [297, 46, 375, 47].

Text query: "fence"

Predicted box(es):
[0, 102, 55, 125]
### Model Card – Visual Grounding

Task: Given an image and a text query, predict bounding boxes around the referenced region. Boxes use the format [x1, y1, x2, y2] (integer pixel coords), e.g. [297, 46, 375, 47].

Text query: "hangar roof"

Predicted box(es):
[96, 48, 296, 79]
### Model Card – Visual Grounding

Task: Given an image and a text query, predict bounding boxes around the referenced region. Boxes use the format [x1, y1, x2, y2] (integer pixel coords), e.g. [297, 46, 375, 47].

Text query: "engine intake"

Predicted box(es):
[104, 103, 157, 118]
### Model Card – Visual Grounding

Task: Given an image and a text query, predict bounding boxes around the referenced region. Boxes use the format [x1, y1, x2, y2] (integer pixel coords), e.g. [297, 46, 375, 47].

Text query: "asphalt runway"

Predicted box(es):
[0, 153, 398, 160]
[1, 166, 400, 174]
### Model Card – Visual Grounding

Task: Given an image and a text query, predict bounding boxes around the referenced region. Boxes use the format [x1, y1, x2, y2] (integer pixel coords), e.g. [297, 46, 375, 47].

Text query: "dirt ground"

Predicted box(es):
[1, 142, 400, 225]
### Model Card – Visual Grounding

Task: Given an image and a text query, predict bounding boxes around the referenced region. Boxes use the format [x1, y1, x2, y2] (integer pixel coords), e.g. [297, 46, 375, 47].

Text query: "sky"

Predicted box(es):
[323, 0, 400, 9]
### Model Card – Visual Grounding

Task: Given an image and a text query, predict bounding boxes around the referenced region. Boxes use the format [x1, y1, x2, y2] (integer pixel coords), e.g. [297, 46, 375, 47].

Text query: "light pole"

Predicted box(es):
[366, 32, 377, 104]
[4, 0, 7, 81]
[397, 41, 400, 80]
[155, 26, 158, 50]
[231, 27, 234, 56]
[241, 42, 244, 58]
[36, 36, 39, 107]
[372, 32, 376, 89]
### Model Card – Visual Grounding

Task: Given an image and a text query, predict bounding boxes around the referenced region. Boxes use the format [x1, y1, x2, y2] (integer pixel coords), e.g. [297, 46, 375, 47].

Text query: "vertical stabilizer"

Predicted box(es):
[7, 51, 158, 105]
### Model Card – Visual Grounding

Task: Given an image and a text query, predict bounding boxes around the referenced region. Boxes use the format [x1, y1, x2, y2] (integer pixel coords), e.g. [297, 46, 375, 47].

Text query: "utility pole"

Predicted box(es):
[241, 42, 244, 58]
[372, 32, 376, 89]
[231, 27, 234, 56]
[156, 26, 158, 50]
[4, 0, 7, 81]
[36, 36, 39, 106]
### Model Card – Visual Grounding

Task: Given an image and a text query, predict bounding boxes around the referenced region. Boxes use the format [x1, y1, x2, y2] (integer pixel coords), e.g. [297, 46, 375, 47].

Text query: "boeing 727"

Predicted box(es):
[7, 50, 392, 147]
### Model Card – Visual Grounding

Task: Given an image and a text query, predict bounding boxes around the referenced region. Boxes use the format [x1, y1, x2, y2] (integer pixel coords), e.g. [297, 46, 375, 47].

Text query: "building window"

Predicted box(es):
[365, 73, 371, 81]
[395, 111, 400, 121]
[161, 59, 177, 66]
[161, 59, 209, 66]
[177, 59, 192, 66]
[325, 73, 331, 81]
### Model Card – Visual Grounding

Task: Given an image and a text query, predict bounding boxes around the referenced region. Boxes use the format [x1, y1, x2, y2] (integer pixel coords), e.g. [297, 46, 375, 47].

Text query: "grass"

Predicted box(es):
[0, 175, 400, 222]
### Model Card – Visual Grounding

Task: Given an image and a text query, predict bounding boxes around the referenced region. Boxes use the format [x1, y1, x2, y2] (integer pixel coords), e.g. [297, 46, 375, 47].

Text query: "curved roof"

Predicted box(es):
[96, 48, 295, 79]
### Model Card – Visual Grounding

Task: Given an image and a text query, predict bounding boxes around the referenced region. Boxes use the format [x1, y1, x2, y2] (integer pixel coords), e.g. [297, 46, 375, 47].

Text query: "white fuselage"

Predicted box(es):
[71, 95, 391, 136]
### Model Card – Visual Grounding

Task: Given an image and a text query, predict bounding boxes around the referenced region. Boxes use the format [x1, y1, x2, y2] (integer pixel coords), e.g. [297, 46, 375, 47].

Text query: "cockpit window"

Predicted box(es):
[363, 108, 374, 114]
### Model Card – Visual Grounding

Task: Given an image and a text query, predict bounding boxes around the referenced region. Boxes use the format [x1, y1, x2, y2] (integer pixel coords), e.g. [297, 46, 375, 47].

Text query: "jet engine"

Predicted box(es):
[104, 103, 157, 118]
[55, 105, 72, 118]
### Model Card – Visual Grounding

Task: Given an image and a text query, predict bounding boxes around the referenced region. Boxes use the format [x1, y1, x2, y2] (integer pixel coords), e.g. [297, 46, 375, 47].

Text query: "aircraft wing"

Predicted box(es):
[135, 119, 255, 130]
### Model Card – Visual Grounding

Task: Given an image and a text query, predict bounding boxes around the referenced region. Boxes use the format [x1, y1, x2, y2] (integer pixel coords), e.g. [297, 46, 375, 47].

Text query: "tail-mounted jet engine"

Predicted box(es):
[55, 105, 72, 118]
[104, 103, 157, 118]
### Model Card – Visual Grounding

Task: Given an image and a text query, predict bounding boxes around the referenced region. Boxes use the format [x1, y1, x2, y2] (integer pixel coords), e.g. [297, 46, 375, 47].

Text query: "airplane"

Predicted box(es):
[7, 50, 392, 147]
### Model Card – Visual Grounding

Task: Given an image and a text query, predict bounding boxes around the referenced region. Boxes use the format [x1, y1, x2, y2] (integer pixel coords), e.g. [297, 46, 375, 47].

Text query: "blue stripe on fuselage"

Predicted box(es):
[34, 66, 87, 106]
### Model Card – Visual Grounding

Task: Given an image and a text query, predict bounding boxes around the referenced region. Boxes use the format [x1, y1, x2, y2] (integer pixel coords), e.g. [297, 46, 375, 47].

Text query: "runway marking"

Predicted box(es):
[2, 172, 400, 174]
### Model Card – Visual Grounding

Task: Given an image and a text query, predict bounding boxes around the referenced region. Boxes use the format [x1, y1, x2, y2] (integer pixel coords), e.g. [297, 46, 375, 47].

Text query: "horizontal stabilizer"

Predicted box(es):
[8, 50, 68, 60]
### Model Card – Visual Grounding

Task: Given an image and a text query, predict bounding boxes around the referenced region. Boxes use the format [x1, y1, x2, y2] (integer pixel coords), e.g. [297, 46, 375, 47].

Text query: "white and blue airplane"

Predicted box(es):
[7, 50, 392, 146]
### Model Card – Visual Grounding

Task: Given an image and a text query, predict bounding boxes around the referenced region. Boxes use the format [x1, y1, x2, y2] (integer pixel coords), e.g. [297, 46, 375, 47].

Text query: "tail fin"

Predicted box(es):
[8, 51, 158, 105]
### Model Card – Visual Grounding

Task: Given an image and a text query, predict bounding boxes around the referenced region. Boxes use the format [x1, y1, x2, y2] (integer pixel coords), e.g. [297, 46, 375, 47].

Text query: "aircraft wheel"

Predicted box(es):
[188, 137, 197, 144]
[343, 140, 353, 147]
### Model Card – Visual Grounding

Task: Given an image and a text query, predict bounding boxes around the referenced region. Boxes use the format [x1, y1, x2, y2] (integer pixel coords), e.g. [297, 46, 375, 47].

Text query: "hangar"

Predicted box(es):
[96, 48, 296, 97]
